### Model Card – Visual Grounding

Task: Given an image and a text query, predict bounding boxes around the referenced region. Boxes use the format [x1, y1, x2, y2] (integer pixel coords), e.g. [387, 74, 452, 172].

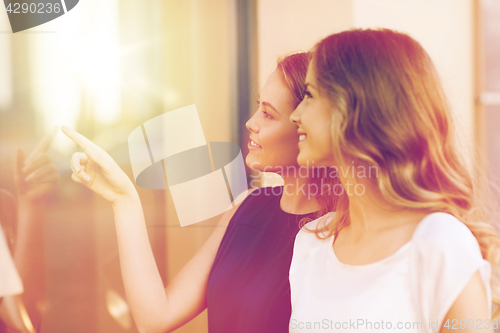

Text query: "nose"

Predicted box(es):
[246, 113, 259, 133]
[289, 102, 302, 125]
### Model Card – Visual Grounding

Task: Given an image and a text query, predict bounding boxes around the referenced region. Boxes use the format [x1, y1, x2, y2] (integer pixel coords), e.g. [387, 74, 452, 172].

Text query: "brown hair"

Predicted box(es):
[276, 52, 339, 224]
[311, 28, 500, 317]
[276, 52, 311, 106]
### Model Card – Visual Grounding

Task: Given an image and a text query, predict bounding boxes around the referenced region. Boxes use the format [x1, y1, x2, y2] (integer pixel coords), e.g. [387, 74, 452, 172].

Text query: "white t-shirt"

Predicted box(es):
[0, 225, 23, 298]
[289, 212, 492, 333]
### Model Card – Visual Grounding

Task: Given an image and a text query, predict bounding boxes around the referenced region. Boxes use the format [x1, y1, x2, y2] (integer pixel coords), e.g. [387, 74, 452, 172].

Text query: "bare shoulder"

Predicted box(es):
[216, 187, 258, 228]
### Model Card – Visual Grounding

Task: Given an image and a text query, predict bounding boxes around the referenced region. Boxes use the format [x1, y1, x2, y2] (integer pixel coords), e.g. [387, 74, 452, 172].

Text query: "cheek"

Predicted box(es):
[320, 120, 333, 151]
[306, 107, 333, 153]
[276, 127, 300, 151]
[320, 116, 332, 140]
[266, 126, 300, 164]
[266, 122, 298, 146]
[319, 122, 336, 163]
[301, 103, 317, 128]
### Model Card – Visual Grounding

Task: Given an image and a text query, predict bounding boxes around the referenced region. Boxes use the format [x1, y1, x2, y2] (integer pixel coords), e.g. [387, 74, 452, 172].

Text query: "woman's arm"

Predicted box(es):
[13, 130, 60, 329]
[0, 189, 29, 332]
[440, 270, 492, 333]
[112, 194, 241, 333]
[0, 130, 60, 332]
[62, 126, 250, 333]
[13, 200, 45, 330]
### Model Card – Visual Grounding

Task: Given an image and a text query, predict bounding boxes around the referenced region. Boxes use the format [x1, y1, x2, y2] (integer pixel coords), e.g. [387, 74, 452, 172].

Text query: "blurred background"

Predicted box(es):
[0, 0, 499, 332]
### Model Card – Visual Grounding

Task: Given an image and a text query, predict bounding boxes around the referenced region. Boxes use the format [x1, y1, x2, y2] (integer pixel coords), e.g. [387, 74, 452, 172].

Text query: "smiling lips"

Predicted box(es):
[248, 139, 262, 149]
[298, 131, 307, 145]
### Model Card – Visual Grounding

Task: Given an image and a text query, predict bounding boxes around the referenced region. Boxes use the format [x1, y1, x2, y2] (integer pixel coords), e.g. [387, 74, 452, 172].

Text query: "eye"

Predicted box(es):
[303, 89, 312, 99]
[257, 100, 273, 119]
[262, 110, 273, 119]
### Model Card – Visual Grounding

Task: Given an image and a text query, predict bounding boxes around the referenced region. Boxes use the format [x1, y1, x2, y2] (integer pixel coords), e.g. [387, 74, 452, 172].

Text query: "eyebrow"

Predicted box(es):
[261, 101, 280, 115]
[305, 83, 317, 90]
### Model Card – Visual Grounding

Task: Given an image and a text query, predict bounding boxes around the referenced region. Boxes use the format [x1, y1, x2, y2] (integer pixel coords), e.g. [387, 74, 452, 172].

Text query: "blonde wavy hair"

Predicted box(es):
[310, 28, 500, 318]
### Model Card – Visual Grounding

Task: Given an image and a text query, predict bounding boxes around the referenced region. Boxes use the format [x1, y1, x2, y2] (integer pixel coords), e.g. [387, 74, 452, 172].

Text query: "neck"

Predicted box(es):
[278, 172, 322, 215]
[344, 177, 427, 238]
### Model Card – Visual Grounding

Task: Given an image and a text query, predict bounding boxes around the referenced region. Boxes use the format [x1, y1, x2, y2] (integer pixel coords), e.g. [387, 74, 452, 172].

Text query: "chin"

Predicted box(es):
[296, 158, 308, 167]
[245, 155, 262, 171]
[297, 152, 328, 167]
[296, 150, 310, 167]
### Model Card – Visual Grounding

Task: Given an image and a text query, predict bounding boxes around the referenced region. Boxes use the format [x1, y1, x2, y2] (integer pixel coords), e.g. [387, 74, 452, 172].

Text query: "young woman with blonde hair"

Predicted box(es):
[289, 29, 500, 332]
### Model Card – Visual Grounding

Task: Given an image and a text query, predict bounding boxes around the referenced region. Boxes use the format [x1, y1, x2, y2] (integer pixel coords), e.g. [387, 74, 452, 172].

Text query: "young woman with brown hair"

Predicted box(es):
[63, 52, 336, 333]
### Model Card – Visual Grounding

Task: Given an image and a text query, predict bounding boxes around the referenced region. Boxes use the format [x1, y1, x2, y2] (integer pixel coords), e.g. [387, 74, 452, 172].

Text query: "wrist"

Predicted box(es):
[18, 197, 47, 210]
[111, 191, 141, 209]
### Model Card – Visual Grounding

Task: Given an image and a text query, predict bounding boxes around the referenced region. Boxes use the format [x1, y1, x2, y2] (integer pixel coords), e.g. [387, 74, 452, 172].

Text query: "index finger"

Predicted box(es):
[61, 125, 96, 151]
[27, 126, 59, 162]
[61, 125, 115, 173]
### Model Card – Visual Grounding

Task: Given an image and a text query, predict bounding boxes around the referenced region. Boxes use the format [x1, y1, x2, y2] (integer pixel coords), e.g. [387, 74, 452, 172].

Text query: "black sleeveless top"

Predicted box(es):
[206, 186, 319, 333]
